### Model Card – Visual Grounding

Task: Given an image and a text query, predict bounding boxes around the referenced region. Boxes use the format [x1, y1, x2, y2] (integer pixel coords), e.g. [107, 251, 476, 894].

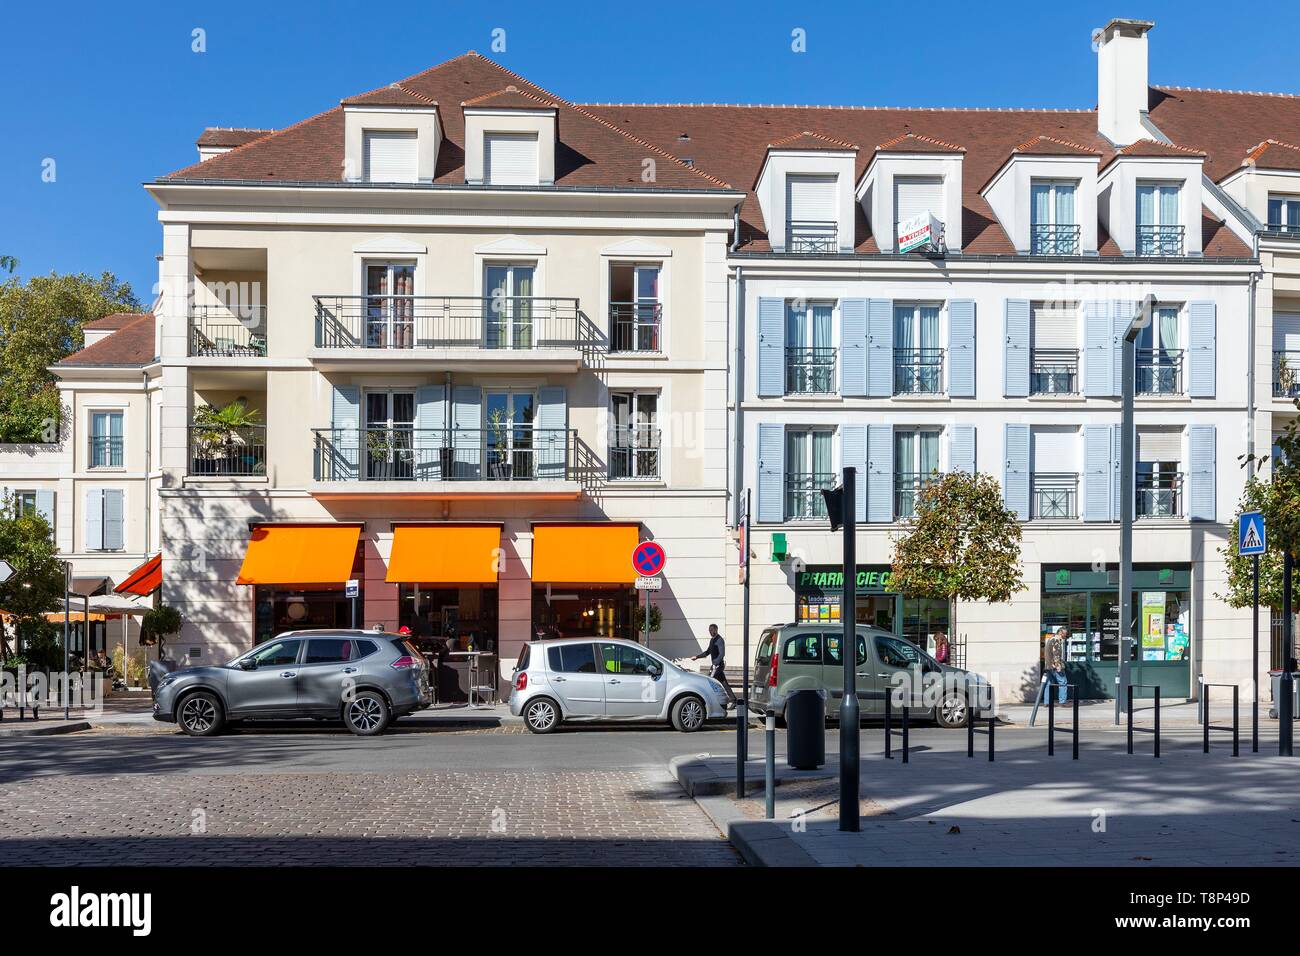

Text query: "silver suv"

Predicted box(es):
[153, 630, 431, 736]
[509, 638, 728, 733]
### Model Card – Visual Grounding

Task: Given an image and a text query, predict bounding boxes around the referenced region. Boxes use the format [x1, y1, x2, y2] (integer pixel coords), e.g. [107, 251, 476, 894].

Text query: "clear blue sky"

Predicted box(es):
[2, 0, 1296, 300]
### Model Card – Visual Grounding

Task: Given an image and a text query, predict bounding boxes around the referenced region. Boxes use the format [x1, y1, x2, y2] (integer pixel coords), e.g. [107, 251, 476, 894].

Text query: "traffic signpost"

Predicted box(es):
[345, 578, 360, 629]
[1239, 511, 1266, 753]
[0, 558, 14, 584]
[632, 542, 666, 647]
[737, 489, 752, 798]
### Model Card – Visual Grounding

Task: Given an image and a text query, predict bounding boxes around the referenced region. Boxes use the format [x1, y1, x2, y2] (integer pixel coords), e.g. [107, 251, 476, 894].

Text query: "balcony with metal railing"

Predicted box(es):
[1137, 472, 1183, 518]
[608, 427, 661, 480]
[894, 472, 939, 520]
[1030, 223, 1081, 256]
[189, 305, 268, 357]
[609, 302, 662, 353]
[786, 221, 838, 254]
[1136, 224, 1185, 257]
[785, 347, 837, 395]
[89, 436, 124, 469]
[1032, 472, 1078, 519]
[188, 425, 267, 477]
[1030, 348, 1080, 395]
[1136, 348, 1183, 395]
[894, 348, 944, 395]
[784, 472, 835, 520]
[1273, 350, 1300, 399]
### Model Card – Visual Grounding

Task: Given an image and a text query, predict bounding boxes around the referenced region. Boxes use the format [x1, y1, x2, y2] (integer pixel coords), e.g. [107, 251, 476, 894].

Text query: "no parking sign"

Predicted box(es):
[632, 541, 666, 577]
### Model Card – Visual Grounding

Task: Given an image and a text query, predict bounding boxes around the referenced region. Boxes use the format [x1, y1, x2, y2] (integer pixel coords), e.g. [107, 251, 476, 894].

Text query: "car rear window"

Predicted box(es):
[515, 644, 531, 672]
[389, 638, 421, 657]
[783, 633, 822, 663]
[354, 639, 377, 659]
[755, 630, 777, 666]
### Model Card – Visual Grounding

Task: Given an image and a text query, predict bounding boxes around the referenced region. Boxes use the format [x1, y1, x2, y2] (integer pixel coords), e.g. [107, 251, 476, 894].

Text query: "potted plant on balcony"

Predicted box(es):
[193, 399, 262, 475]
[487, 408, 513, 480]
[1279, 355, 1297, 398]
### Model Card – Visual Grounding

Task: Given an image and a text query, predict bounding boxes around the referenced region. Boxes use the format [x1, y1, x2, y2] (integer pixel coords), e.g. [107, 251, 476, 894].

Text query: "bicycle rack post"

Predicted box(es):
[901, 706, 909, 764]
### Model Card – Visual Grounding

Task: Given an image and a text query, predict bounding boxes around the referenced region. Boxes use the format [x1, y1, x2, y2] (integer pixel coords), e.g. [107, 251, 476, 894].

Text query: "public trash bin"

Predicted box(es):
[786, 688, 827, 770]
[1268, 670, 1300, 719]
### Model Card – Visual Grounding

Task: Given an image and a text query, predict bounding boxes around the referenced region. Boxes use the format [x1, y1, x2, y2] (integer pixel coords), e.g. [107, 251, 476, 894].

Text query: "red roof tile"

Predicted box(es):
[1011, 134, 1101, 157]
[84, 312, 147, 332]
[874, 132, 966, 154]
[1240, 139, 1300, 174]
[341, 84, 438, 108]
[462, 85, 558, 109]
[57, 314, 156, 367]
[1147, 86, 1300, 183]
[767, 130, 859, 151]
[196, 128, 274, 149]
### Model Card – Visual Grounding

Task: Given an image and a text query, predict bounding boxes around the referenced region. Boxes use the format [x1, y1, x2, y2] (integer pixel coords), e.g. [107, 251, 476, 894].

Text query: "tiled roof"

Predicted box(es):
[340, 84, 438, 108]
[767, 130, 859, 151]
[1240, 139, 1300, 174]
[83, 312, 147, 332]
[1147, 86, 1300, 183]
[1098, 138, 1207, 173]
[462, 85, 558, 109]
[874, 132, 966, 154]
[57, 314, 156, 367]
[1011, 134, 1101, 157]
[195, 128, 273, 148]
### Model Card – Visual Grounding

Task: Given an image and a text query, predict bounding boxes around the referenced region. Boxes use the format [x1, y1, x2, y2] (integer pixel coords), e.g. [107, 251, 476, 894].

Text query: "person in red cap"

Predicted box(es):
[398, 625, 412, 636]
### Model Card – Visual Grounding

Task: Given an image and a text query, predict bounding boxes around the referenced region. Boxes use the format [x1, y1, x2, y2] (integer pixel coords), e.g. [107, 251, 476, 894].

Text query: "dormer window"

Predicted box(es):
[1030, 180, 1079, 254]
[1136, 182, 1183, 256]
[363, 130, 418, 183]
[785, 175, 838, 253]
[485, 132, 540, 186]
[893, 176, 944, 249]
[1268, 194, 1300, 234]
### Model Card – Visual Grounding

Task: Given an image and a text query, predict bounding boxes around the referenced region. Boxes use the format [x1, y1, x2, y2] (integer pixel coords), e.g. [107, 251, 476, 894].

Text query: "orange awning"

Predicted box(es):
[236, 525, 361, 586]
[116, 553, 162, 596]
[386, 524, 502, 585]
[531, 523, 640, 586]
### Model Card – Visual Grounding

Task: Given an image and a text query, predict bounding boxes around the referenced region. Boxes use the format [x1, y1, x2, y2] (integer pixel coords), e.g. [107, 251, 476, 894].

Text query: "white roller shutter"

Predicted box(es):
[1031, 427, 1079, 472]
[894, 177, 944, 227]
[1032, 302, 1080, 349]
[786, 175, 837, 222]
[1137, 428, 1182, 463]
[364, 131, 418, 183]
[1274, 313, 1300, 352]
[485, 132, 539, 185]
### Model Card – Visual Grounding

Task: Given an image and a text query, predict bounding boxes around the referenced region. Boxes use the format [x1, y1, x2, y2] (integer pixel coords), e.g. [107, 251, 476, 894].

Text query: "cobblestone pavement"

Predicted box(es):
[0, 768, 739, 866]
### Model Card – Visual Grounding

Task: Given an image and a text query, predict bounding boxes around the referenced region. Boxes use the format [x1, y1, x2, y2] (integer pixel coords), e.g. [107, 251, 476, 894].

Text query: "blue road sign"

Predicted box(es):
[1239, 511, 1267, 556]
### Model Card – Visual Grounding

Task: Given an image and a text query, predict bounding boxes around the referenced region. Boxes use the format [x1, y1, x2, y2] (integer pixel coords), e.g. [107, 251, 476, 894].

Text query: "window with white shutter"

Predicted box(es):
[785, 175, 838, 252]
[1031, 427, 1080, 519]
[485, 132, 539, 185]
[1030, 301, 1080, 395]
[363, 131, 418, 183]
[893, 177, 944, 232]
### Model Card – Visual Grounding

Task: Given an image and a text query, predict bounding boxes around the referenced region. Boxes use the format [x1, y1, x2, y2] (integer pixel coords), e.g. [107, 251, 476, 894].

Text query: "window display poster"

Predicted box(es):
[1140, 592, 1166, 660]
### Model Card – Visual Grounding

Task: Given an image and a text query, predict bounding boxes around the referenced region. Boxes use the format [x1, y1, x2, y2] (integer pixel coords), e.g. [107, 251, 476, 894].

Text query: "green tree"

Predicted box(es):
[0, 271, 140, 442]
[1219, 476, 1300, 610]
[140, 604, 183, 660]
[889, 470, 1026, 644]
[0, 492, 65, 662]
[0, 256, 16, 275]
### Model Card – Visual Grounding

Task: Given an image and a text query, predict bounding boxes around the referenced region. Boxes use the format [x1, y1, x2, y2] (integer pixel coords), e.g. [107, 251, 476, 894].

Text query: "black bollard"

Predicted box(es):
[988, 717, 995, 761]
[1048, 691, 1055, 756]
[902, 706, 909, 764]
[884, 691, 893, 759]
[1072, 688, 1079, 760]
[1126, 685, 1134, 755]
[1153, 687, 1161, 759]
[967, 708, 974, 758]
[1203, 682, 1211, 754]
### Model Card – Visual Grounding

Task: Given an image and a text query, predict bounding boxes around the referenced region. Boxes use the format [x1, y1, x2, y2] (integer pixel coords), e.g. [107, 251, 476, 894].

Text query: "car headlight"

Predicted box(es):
[158, 675, 178, 690]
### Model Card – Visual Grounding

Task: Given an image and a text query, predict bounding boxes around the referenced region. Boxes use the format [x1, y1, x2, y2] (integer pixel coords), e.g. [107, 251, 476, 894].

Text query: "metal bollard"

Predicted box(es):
[1072, 689, 1079, 760]
[1126, 685, 1134, 755]
[1048, 691, 1055, 756]
[967, 709, 974, 758]
[1233, 685, 1240, 758]
[1154, 687, 1161, 759]
[764, 709, 776, 820]
[988, 717, 995, 761]
[1203, 683, 1211, 754]
[884, 691, 893, 759]
[901, 706, 909, 764]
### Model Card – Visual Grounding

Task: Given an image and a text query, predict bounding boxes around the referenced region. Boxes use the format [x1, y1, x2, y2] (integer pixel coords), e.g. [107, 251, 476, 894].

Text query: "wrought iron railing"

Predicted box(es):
[1265, 222, 1300, 236]
[786, 220, 838, 254]
[1030, 348, 1080, 395]
[188, 425, 267, 477]
[1030, 223, 1081, 256]
[189, 305, 268, 357]
[894, 347, 944, 394]
[1137, 471, 1183, 518]
[89, 436, 124, 469]
[1136, 224, 1185, 257]
[894, 472, 939, 520]
[1274, 350, 1300, 398]
[312, 426, 576, 482]
[609, 427, 661, 480]
[785, 347, 837, 394]
[313, 295, 585, 350]
[784, 472, 835, 520]
[1032, 472, 1078, 519]
[609, 302, 662, 353]
[1136, 348, 1184, 395]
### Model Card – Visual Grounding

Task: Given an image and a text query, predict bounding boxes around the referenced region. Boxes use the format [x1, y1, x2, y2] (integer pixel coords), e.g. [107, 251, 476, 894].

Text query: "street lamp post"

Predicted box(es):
[825, 468, 859, 832]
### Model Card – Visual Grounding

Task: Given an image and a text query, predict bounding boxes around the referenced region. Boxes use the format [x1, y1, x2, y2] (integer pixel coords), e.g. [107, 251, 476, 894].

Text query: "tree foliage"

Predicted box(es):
[1219, 476, 1300, 610]
[0, 271, 140, 442]
[0, 492, 65, 660]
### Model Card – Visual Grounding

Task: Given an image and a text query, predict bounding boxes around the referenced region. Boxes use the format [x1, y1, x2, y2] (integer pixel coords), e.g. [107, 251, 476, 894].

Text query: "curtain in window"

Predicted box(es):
[1055, 184, 1076, 225]
[894, 306, 914, 352]
[786, 302, 807, 349]
[1159, 186, 1179, 226]
[1159, 308, 1179, 353]
[1031, 183, 1051, 225]
[1137, 185, 1156, 225]
[812, 430, 832, 479]
[894, 431, 915, 479]
[919, 306, 940, 352]
[1289, 202, 1300, 229]
[918, 432, 939, 477]
[514, 267, 534, 348]
[812, 304, 832, 350]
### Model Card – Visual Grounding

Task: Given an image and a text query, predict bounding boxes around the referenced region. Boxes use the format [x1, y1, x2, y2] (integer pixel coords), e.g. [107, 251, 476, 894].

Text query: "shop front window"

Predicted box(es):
[254, 588, 361, 644]
[398, 585, 498, 654]
[531, 587, 636, 642]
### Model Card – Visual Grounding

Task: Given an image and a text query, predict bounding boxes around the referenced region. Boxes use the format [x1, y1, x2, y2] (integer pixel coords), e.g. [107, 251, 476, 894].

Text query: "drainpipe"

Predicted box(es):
[1247, 234, 1260, 480]
[731, 266, 746, 525]
[142, 369, 151, 559]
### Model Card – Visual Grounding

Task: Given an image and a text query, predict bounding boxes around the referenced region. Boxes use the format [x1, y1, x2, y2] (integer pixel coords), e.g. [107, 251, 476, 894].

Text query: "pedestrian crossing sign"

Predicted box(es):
[1239, 511, 1266, 556]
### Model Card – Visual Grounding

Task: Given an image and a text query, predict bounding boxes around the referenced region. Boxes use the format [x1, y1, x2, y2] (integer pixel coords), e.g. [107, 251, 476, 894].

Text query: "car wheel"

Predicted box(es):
[936, 691, 969, 729]
[671, 694, 707, 732]
[177, 691, 225, 737]
[343, 691, 391, 736]
[523, 696, 561, 734]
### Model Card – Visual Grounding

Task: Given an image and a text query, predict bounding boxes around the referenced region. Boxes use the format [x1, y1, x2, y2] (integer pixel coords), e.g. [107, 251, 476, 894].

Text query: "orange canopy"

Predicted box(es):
[116, 552, 162, 596]
[236, 525, 361, 586]
[386, 524, 502, 584]
[531, 523, 640, 586]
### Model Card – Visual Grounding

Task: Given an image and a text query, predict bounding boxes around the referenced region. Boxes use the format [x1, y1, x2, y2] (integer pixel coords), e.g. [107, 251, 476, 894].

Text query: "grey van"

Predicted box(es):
[749, 624, 991, 728]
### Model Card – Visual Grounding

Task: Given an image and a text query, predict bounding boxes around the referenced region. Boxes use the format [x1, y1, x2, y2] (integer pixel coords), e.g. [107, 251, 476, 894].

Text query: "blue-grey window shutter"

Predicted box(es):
[948, 425, 976, 475]
[1187, 301, 1216, 398]
[85, 488, 104, 551]
[1083, 300, 1114, 397]
[452, 386, 482, 480]
[536, 386, 568, 479]
[1111, 424, 1124, 523]
[1003, 424, 1030, 520]
[1187, 425, 1216, 521]
[840, 425, 868, 521]
[948, 299, 976, 397]
[756, 298, 785, 397]
[35, 489, 55, 529]
[1113, 300, 1136, 394]
[840, 299, 868, 397]
[756, 423, 785, 523]
[866, 424, 893, 522]
[1082, 425, 1112, 521]
[103, 488, 124, 551]
[1003, 299, 1030, 397]
[414, 385, 447, 480]
[867, 299, 894, 398]
[330, 385, 361, 480]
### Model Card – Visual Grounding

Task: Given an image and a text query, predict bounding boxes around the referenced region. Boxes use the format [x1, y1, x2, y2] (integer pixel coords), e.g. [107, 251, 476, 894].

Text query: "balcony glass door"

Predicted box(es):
[365, 390, 415, 480]
[785, 429, 834, 520]
[1137, 184, 1182, 255]
[1136, 306, 1181, 394]
[1030, 180, 1078, 254]
[894, 430, 940, 519]
[610, 391, 659, 479]
[365, 263, 414, 348]
[485, 264, 535, 349]
[894, 304, 941, 393]
[786, 301, 835, 393]
[485, 391, 536, 480]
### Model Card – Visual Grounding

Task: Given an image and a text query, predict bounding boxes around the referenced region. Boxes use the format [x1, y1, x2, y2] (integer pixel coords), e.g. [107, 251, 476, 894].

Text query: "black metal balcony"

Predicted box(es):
[1137, 471, 1183, 518]
[894, 348, 944, 395]
[188, 425, 267, 477]
[1030, 223, 1081, 255]
[785, 347, 837, 394]
[786, 221, 838, 254]
[189, 306, 268, 357]
[609, 302, 662, 353]
[1032, 472, 1078, 519]
[1136, 224, 1185, 257]
[608, 427, 661, 480]
[313, 295, 585, 350]
[1030, 348, 1080, 395]
[313, 426, 576, 482]
[89, 436, 124, 469]
[784, 472, 835, 520]
[1136, 348, 1183, 395]
[1274, 350, 1300, 398]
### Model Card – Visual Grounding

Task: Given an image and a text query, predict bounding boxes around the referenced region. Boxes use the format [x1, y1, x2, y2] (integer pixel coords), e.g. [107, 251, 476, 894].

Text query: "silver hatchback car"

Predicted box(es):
[509, 638, 728, 733]
[153, 630, 431, 736]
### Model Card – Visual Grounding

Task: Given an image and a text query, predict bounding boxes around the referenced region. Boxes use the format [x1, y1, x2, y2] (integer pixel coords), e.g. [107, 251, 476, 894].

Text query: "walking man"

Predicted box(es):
[1042, 626, 1069, 705]
[692, 624, 737, 707]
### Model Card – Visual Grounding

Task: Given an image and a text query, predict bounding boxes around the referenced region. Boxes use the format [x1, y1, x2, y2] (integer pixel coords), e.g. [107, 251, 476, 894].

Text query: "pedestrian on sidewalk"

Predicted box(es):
[1041, 626, 1069, 705]
[692, 623, 737, 707]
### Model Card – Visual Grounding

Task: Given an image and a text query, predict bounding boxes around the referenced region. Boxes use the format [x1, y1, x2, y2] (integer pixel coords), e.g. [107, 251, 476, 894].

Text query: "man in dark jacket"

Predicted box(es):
[692, 624, 736, 707]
